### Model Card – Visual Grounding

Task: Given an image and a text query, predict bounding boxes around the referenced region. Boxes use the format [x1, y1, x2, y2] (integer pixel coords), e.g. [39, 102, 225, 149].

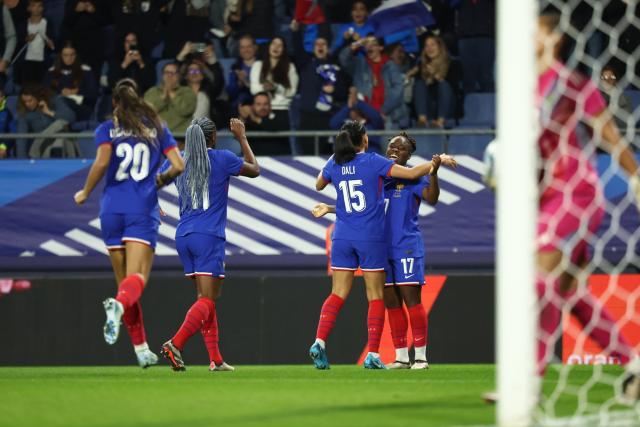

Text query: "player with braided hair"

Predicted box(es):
[161, 117, 259, 372]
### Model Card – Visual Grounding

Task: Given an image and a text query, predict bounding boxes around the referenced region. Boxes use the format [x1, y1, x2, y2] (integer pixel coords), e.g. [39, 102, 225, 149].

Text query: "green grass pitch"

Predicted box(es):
[0, 365, 634, 427]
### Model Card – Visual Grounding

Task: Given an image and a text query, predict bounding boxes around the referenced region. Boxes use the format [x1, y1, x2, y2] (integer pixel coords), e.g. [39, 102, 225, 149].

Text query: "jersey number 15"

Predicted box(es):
[338, 179, 366, 213]
[115, 143, 151, 182]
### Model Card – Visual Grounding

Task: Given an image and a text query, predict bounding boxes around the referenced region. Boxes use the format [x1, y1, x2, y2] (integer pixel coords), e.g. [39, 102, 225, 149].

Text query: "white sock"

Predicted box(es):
[314, 338, 326, 349]
[414, 346, 427, 361]
[134, 342, 149, 353]
[395, 347, 409, 363]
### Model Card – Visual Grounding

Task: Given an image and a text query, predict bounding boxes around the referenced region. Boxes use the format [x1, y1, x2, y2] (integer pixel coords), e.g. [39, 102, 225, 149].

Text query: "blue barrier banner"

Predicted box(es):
[0, 155, 637, 272]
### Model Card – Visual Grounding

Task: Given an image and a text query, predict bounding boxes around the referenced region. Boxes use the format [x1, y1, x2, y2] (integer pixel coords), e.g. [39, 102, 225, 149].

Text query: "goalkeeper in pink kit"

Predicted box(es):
[536, 10, 640, 399]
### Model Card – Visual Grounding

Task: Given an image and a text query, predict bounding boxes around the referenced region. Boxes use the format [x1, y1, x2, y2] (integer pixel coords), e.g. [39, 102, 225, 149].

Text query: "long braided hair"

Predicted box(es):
[176, 117, 216, 212]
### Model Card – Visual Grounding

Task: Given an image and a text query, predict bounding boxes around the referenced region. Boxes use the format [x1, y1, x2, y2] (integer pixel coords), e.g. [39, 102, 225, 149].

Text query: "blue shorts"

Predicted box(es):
[176, 232, 226, 278]
[385, 256, 425, 286]
[100, 213, 160, 250]
[330, 239, 386, 272]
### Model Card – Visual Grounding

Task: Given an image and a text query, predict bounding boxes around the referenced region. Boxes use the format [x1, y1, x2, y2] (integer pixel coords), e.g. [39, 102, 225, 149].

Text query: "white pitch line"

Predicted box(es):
[65, 228, 108, 255]
[40, 239, 83, 256]
[411, 155, 484, 193]
[419, 204, 435, 216]
[228, 186, 327, 239]
[238, 175, 335, 211]
[259, 157, 337, 199]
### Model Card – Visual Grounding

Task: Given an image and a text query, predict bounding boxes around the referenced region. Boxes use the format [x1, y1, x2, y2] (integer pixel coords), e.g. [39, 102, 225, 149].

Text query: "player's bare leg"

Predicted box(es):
[363, 271, 387, 369]
[384, 286, 410, 368]
[196, 277, 234, 372]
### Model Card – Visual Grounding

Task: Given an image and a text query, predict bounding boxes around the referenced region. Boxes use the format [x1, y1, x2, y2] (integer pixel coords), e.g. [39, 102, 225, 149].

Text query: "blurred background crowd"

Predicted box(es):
[0, 0, 637, 158]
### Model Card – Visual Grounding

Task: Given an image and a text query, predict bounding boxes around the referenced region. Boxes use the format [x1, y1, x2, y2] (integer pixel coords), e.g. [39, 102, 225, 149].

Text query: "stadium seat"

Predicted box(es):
[414, 134, 446, 156]
[459, 92, 496, 127]
[219, 58, 235, 81]
[448, 132, 493, 157]
[5, 95, 17, 119]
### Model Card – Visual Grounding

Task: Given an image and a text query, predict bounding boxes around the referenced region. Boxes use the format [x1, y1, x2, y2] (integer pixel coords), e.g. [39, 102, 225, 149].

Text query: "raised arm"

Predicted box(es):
[423, 154, 441, 206]
[230, 118, 260, 178]
[74, 144, 112, 204]
[316, 171, 330, 191]
[390, 154, 456, 181]
[156, 147, 185, 188]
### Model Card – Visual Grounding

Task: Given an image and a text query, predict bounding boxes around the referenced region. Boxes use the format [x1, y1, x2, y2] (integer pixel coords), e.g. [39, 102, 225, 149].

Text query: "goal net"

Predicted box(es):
[497, 0, 640, 425]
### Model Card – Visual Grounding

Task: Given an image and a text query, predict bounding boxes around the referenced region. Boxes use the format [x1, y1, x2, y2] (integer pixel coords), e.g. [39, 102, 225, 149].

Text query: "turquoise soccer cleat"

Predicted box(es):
[102, 298, 124, 345]
[363, 353, 387, 369]
[309, 342, 330, 370]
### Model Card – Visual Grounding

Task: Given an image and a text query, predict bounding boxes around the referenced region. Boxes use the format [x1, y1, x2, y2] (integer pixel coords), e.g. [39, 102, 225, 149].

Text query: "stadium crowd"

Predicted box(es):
[0, 0, 501, 158]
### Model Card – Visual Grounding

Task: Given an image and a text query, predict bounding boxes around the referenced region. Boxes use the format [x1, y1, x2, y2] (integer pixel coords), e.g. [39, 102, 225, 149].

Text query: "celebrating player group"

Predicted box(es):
[73, 76, 454, 371]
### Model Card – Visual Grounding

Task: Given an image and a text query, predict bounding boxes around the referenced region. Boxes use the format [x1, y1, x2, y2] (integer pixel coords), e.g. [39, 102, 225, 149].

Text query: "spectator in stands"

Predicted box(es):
[453, 0, 495, 92]
[45, 42, 98, 121]
[13, 0, 53, 85]
[162, 0, 210, 58]
[239, 91, 290, 155]
[331, 0, 373, 55]
[144, 61, 196, 134]
[293, 26, 348, 154]
[60, 0, 108, 83]
[110, 0, 166, 56]
[600, 65, 632, 134]
[108, 32, 155, 94]
[388, 42, 418, 113]
[339, 35, 408, 129]
[16, 84, 76, 158]
[290, 0, 328, 55]
[182, 59, 210, 119]
[0, 81, 12, 158]
[330, 86, 384, 152]
[0, 2, 16, 80]
[250, 36, 298, 132]
[176, 40, 226, 126]
[227, 34, 257, 109]
[227, 0, 275, 55]
[413, 35, 461, 128]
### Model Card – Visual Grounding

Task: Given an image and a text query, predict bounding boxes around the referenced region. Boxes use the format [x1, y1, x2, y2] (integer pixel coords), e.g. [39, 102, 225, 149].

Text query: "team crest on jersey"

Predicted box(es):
[394, 183, 405, 198]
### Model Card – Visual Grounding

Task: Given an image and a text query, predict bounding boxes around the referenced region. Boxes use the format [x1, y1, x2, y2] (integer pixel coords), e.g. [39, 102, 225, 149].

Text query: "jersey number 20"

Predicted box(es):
[115, 143, 150, 182]
[338, 179, 366, 213]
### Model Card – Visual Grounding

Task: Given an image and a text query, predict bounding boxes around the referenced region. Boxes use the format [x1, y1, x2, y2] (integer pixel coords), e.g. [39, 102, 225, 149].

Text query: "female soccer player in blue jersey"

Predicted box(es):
[74, 79, 185, 367]
[309, 120, 453, 370]
[160, 117, 259, 372]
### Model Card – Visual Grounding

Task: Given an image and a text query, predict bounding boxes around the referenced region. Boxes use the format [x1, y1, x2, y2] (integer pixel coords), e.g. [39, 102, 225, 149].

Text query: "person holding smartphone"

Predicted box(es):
[108, 32, 155, 94]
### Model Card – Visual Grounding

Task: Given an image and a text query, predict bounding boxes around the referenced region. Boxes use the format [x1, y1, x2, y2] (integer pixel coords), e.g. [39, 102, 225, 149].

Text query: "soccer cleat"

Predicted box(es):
[309, 342, 330, 370]
[209, 361, 235, 372]
[102, 298, 124, 345]
[135, 348, 159, 369]
[160, 340, 186, 371]
[411, 360, 430, 370]
[363, 353, 387, 369]
[386, 360, 411, 369]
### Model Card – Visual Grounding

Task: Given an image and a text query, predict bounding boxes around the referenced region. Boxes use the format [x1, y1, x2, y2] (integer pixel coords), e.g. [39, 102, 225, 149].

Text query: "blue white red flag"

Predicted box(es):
[368, 0, 435, 38]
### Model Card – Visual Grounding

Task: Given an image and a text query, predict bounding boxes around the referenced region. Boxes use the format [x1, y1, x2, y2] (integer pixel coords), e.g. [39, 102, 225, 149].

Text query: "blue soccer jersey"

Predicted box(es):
[95, 120, 177, 217]
[174, 149, 243, 239]
[322, 152, 394, 242]
[384, 176, 429, 258]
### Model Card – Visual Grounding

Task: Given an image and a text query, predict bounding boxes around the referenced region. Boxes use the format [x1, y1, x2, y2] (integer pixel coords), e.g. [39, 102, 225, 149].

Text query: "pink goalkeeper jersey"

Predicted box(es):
[536, 61, 607, 203]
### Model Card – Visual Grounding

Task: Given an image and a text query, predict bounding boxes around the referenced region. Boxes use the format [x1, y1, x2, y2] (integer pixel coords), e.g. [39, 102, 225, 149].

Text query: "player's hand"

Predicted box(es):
[439, 153, 457, 168]
[311, 203, 330, 218]
[74, 189, 88, 205]
[230, 118, 246, 139]
[430, 154, 441, 175]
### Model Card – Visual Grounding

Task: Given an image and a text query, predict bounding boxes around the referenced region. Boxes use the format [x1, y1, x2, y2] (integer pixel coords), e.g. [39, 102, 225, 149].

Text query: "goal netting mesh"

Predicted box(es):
[534, 0, 640, 424]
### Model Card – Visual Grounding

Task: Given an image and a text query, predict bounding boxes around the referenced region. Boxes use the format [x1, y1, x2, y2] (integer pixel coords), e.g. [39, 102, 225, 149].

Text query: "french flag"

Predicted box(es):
[368, 0, 436, 38]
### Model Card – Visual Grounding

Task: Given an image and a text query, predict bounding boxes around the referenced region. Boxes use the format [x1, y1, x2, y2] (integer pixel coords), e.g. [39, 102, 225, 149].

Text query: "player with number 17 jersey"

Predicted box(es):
[95, 119, 177, 239]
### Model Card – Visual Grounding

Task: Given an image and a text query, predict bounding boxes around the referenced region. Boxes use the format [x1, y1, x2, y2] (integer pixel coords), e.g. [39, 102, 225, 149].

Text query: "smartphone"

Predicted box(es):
[192, 43, 206, 53]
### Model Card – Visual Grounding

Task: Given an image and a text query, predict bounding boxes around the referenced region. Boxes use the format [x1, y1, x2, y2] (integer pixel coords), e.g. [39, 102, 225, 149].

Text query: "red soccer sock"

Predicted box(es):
[122, 301, 147, 346]
[316, 293, 345, 342]
[172, 297, 213, 351]
[570, 290, 632, 365]
[407, 303, 428, 349]
[387, 307, 409, 349]
[367, 299, 385, 353]
[115, 274, 144, 310]
[201, 301, 223, 365]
